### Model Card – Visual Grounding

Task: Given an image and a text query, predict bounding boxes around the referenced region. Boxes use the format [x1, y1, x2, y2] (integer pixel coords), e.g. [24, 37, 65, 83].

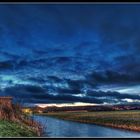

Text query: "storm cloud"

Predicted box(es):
[0, 4, 140, 105]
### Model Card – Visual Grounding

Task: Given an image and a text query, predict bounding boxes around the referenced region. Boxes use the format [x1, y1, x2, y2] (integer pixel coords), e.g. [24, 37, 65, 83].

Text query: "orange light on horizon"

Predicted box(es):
[35, 102, 99, 108]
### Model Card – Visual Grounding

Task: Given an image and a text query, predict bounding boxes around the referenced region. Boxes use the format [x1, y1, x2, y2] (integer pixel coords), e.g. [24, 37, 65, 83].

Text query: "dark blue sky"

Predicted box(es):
[0, 4, 140, 105]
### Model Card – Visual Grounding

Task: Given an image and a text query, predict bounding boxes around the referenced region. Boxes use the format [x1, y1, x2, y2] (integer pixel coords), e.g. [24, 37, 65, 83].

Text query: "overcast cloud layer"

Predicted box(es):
[0, 4, 140, 105]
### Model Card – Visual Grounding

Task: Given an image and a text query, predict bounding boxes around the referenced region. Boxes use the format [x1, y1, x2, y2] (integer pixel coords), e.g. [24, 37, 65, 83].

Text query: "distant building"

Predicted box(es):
[22, 108, 32, 114]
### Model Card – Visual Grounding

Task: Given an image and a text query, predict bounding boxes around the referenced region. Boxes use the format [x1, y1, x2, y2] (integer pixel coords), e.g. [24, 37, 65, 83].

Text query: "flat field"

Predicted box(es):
[43, 110, 140, 132]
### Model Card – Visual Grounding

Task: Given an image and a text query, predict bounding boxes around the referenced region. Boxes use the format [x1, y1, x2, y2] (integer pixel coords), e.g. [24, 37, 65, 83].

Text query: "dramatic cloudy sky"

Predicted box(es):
[0, 4, 140, 105]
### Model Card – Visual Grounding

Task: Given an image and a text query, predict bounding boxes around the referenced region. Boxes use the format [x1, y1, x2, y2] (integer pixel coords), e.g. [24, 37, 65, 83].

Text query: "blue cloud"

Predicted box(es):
[0, 4, 140, 104]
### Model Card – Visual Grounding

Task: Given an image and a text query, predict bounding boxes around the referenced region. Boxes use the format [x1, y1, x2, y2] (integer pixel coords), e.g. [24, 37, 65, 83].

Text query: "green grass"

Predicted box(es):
[0, 120, 37, 137]
[43, 110, 140, 132]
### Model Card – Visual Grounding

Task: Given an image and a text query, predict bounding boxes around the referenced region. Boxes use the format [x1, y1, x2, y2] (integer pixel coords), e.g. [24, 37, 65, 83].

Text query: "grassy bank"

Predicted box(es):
[43, 110, 140, 132]
[0, 120, 37, 137]
[0, 103, 43, 137]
